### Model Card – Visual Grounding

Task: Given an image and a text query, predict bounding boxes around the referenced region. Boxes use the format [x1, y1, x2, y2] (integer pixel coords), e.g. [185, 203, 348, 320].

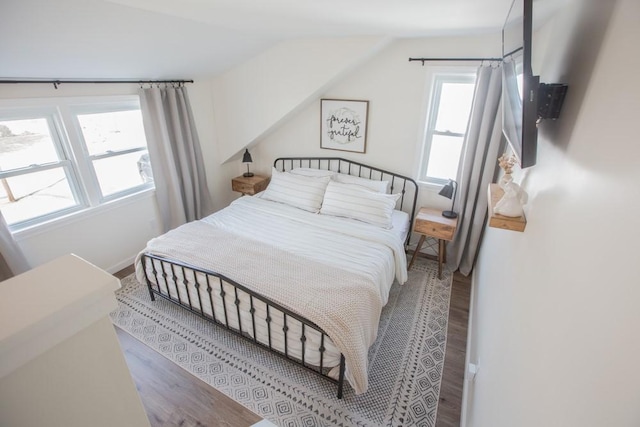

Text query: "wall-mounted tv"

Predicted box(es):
[502, 0, 540, 169]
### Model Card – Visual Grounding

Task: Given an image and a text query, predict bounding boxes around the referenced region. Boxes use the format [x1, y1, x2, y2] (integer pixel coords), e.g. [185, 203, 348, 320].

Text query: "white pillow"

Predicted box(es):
[320, 181, 401, 229]
[333, 173, 389, 193]
[262, 167, 331, 213]
[289, 167, 336, 178]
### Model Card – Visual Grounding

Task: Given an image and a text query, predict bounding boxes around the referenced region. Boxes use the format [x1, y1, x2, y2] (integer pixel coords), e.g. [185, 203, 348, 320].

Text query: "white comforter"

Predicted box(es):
[206, 196, 407, 299]
[136, 196, 407, 394]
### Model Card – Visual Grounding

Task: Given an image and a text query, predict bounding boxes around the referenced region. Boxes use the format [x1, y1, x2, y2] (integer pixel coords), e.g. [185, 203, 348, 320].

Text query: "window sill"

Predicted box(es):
[12, 188, 156, 241]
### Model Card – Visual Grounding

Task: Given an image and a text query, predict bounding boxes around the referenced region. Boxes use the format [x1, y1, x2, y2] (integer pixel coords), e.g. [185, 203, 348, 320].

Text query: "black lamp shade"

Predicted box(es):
[438, 179, 458, 219]
[242, 149, 253, 164]
[242, 149, 254, 177]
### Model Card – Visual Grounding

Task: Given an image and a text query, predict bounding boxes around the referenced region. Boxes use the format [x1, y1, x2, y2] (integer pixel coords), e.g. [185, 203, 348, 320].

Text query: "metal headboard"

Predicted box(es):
[274, 157, 419, 247]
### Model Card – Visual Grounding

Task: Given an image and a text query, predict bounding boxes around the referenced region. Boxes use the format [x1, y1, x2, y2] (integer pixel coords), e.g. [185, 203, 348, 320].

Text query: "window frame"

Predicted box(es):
[0, 96, 153, 231]
[418, 69, 477, 186]
[66, 99, 153, 204]
[0, 107, 87, 228]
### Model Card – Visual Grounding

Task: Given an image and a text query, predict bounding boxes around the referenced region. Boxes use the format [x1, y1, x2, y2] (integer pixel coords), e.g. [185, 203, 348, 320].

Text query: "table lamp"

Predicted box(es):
[438, 179, 458, 218]
[242, 149, 254, 177]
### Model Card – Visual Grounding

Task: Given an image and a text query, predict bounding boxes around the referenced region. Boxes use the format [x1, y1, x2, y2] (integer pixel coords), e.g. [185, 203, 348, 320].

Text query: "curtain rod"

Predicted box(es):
[0, 79, 194, 89]
[408, 57, 503, 66]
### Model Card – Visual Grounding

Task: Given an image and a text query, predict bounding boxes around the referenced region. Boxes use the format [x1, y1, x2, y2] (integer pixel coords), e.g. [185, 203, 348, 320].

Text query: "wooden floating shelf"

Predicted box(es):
[487, 183, 527, 232]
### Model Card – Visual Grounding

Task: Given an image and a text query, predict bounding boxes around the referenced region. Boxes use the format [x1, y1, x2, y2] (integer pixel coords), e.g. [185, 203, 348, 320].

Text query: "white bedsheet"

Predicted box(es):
[136, 196, 408, 394]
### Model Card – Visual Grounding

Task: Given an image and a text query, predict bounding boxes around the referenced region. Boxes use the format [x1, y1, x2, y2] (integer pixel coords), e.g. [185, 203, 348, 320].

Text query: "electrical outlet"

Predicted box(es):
[467, 363, 479, 382]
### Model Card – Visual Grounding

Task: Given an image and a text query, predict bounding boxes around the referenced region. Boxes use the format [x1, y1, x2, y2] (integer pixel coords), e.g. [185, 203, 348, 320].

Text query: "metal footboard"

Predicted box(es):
[141, 253, 347, 398]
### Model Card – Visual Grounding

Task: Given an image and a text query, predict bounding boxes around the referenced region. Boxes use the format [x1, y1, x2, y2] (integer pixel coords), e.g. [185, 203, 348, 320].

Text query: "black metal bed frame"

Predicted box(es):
[141, 157, 419, 398]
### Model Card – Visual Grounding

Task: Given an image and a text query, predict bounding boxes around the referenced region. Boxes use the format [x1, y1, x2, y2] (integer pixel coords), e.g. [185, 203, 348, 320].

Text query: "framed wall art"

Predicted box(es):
[320, 99, 368, 153]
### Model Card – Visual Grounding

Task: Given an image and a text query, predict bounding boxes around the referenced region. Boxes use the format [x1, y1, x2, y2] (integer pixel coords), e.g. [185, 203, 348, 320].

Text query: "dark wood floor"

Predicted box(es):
[436, 271, 471, 427]
[113, 265, 471, 426]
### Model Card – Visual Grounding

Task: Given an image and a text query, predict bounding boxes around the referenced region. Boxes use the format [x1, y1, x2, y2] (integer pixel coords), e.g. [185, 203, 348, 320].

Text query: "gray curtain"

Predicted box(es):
[0, 211, 30, 281]
[449, 64, 504, 276]
[139, 86, 214, 232]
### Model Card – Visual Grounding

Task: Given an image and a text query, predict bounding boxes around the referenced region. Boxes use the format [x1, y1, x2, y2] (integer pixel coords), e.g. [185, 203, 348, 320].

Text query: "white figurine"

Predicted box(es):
[494, 154, 528, 218]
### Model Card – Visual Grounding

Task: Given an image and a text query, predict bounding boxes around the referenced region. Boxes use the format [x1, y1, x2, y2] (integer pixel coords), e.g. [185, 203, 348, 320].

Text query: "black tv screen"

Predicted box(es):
[502, 0, 539, 168]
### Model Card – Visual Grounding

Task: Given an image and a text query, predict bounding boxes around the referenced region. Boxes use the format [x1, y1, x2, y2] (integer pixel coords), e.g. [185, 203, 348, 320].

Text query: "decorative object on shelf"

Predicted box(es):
[497, 153, 517, 177]
[488, 184, 526, 232]
[494, 154, 528, 217]
[438, 179, 458, 219]
[320, 99, 368, 153]
[242, 149, 254, 177]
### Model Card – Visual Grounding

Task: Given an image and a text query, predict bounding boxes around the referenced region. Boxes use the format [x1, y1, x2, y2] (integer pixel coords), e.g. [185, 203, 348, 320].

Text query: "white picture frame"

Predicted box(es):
[320, 99, 368, 153]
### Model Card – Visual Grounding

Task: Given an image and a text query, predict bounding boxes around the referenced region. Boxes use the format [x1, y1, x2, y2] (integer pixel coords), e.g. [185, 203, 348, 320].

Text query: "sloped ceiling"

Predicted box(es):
[0, 0, 273, 79]
[106, 0, 513, 38]
[1, 0, 566, 80]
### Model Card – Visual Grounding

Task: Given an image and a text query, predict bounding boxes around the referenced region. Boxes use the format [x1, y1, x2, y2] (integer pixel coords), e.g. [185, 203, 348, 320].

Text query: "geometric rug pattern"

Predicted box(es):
[110, 257, 452, 427]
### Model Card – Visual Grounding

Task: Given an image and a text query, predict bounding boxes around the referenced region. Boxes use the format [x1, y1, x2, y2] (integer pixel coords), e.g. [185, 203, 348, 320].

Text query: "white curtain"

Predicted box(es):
[449, 64, 505, 276]
[139, 85, 214, 232]
[0, 211, 30, 281]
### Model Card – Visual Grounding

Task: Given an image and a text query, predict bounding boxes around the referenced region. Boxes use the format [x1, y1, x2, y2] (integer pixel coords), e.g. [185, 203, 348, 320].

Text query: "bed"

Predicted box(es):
[136, 157, 418, 397]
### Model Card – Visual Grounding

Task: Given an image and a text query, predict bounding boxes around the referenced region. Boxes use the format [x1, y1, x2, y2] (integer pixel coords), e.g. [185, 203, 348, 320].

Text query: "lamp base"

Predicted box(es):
[442, 210, 458, 219]
[243, 172, 254, 177]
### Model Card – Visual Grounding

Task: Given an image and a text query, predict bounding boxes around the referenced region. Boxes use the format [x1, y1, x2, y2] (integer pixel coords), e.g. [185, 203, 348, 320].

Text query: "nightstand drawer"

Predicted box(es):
[232, 175, 269, 195]
[414, 221, 455, 240]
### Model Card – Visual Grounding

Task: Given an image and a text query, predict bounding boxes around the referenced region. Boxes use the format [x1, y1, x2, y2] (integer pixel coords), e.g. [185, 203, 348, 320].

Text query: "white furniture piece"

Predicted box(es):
[0, 254, 150, 427]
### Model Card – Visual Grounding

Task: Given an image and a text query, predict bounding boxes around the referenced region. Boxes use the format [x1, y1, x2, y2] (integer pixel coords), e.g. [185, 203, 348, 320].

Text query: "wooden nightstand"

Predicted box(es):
[231, 175, 270, 196]
[408, 207, 458, 279]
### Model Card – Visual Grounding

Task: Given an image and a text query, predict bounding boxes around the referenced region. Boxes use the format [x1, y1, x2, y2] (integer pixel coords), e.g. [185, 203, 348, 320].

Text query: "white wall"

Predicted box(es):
[185, 79, 240, 213]
[247, 34, 501, 213]
[466, 0, 640, 425]
[15, 191, 159, 273]
[0, 83, 161, 272]
[211, 36, 390, 164]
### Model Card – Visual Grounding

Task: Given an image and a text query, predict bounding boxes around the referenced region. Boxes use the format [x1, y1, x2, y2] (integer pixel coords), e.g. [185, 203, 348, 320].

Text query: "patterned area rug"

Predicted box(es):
[110, 257, 452, 427]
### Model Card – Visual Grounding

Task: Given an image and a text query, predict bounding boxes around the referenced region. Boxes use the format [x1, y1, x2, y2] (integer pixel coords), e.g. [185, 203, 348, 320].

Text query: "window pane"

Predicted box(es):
[77, 109, 147, 155]
[434, 83, 475, 134]
[0, 118, 60, 171]
[0, 167, 78, 225]
[92, 151, 152, 197]
[426, 135, 464, 181]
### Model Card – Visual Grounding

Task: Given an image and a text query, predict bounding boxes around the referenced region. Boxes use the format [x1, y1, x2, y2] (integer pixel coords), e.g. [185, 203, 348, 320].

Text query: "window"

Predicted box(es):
[0, 97, 153, 230]
[73, 104, 152, 199]
[0, 112, 81, 226]
[419, 71, 477, 184]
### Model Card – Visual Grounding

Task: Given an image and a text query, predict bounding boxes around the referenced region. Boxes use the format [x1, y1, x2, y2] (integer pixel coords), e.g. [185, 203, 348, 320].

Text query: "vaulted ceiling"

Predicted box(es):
[0, 0, 565, 79]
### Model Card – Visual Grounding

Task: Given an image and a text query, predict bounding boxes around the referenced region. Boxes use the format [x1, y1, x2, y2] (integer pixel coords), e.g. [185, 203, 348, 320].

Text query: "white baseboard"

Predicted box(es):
[460, 267, 478, 427]
[106, 254, 137, 275]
